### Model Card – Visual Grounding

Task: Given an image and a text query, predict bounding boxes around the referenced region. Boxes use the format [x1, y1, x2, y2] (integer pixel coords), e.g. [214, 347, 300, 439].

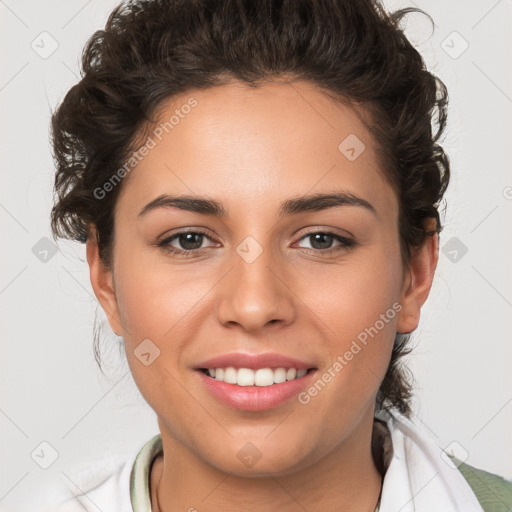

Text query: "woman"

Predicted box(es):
[48, 0, 511, 510]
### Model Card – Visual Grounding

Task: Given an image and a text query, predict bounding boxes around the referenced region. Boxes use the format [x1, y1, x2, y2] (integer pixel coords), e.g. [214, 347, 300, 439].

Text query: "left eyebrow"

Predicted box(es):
[279, 192, 378, 218]
[137, 191, 378, 219]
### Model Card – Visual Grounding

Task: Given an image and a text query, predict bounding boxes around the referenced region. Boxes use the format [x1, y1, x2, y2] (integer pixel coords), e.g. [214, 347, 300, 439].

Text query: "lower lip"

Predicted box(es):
[195, 370, 317, 411]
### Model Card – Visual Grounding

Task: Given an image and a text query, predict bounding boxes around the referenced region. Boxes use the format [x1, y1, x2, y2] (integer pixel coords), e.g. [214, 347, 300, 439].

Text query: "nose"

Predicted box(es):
[215, 243, 296, 333]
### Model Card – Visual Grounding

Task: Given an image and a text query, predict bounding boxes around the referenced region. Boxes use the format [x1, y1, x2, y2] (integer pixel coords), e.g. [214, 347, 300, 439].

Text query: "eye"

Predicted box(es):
[158, 229, 217, 257]
[157, 229, 356, 258]
[295, 231, 356, 253]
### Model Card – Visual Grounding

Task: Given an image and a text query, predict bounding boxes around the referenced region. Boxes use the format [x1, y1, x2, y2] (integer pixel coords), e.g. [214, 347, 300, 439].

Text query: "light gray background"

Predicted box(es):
[1, 0, 511, 509]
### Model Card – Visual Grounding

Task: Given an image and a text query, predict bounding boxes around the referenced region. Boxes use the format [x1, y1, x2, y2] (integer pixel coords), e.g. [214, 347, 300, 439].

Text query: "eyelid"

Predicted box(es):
[158, 226, 214, 241]
[293, 225, 355, 239]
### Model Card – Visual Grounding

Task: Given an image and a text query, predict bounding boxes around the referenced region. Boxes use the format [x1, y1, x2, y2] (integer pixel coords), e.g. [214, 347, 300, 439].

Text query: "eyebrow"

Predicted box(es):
[138, 191, 378, 219]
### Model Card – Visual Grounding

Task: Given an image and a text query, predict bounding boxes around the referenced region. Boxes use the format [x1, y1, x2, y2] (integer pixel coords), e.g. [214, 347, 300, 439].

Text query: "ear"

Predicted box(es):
[86, 225, 123, 336]
[396, 218, 439, 334]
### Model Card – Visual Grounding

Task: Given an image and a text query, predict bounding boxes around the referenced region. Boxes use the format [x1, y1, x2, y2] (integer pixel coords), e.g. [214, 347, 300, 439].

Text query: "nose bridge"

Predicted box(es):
[215, 234, 295, 331]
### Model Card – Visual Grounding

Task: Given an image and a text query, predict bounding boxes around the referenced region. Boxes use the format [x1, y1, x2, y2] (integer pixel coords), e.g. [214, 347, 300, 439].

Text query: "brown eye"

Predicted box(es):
[158, 229, 217, 256]
[296, 232, 356, 253]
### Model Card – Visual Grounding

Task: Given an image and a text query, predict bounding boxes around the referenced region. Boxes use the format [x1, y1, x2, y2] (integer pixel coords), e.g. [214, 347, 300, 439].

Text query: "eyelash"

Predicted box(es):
[157, 229, 356, 257]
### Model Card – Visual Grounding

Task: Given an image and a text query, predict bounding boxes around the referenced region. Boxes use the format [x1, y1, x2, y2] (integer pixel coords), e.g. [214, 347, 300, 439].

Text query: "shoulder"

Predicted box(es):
[44, 454, 135, 512]
[451, 457, 512, 512]
[47, 434, 162, 512]
[376, 408, 511, 512]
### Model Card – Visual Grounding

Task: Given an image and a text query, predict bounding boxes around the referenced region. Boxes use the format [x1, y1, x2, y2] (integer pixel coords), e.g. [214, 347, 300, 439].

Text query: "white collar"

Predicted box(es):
[375, 408, 483, 511]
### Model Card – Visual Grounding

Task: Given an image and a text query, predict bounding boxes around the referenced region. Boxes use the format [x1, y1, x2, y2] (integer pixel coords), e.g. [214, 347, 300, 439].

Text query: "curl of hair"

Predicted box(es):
[50, 0, 450, 416]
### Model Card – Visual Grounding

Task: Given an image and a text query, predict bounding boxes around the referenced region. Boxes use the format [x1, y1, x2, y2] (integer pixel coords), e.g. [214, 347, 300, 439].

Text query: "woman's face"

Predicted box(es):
[89, 80, 425, 476]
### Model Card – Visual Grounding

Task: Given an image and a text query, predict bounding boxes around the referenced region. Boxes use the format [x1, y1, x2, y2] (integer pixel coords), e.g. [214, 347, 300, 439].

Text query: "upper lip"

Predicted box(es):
[195, 352, 317, 371]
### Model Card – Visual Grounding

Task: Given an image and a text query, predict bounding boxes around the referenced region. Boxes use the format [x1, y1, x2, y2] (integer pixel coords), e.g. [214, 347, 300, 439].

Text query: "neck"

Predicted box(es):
[150, 411, 382, 512]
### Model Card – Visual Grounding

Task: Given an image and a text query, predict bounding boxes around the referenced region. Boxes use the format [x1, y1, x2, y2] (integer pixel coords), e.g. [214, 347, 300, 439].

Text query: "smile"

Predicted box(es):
[200, 366, 310, 386]
[195, 367, 317, 411]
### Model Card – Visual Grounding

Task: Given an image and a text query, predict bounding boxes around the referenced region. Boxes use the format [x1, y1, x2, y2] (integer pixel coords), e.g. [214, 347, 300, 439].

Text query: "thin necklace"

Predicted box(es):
[151, 471, 383, 512]
[374, 476, 383, 512]
[152, 458, 163, 512]
[131, 433, 386, 512]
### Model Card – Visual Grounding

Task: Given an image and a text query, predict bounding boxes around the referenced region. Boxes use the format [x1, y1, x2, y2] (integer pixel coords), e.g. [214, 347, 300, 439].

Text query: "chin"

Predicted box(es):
[201, 437, 315, 478]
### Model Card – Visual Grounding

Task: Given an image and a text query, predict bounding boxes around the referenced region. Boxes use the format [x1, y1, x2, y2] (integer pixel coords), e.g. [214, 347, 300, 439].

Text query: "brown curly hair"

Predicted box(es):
[50, 0, 450, 416]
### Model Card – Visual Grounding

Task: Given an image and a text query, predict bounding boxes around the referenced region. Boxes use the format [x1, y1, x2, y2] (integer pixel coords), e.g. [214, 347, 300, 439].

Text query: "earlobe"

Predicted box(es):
[86, 226, 123, 336]
[396, 220, 439, 334]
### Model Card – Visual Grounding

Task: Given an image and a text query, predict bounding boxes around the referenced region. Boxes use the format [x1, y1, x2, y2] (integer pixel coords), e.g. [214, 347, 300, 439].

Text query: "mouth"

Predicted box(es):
[193, 352, 318, 410]
[197, 366, 316, 387]
[194, 365, 318, 411]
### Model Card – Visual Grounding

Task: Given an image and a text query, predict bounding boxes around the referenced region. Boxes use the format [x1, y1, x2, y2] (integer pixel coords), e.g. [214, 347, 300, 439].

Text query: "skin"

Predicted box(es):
[87, 80, 438, 512]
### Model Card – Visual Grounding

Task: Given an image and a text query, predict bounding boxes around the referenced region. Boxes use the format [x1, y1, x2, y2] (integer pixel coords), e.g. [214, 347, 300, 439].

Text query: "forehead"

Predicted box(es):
[115, 80, 397, 221]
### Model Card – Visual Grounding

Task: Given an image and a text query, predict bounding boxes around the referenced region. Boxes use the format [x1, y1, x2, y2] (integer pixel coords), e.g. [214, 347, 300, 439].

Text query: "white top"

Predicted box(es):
[43, 408, 484, 512]
[46, 455, 134, 511]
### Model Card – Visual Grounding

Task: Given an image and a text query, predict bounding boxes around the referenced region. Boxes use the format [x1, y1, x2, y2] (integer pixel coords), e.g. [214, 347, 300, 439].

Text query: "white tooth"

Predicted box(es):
[273, 367, 287, 384]
[237, 368, 255, 386]
[286, 368, 297, 381]
[212, 366, 306, 385]
[224, 366, 237, 384]
[255, 368, 274, 386]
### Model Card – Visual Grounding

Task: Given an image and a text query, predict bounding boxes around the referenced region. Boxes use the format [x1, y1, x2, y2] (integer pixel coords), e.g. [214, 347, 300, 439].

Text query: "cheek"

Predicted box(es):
[295, 246, 402, 402]
[300, 246, 402, 338]
[111, 255, 203, 415]
[112, 245, 208, 339]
